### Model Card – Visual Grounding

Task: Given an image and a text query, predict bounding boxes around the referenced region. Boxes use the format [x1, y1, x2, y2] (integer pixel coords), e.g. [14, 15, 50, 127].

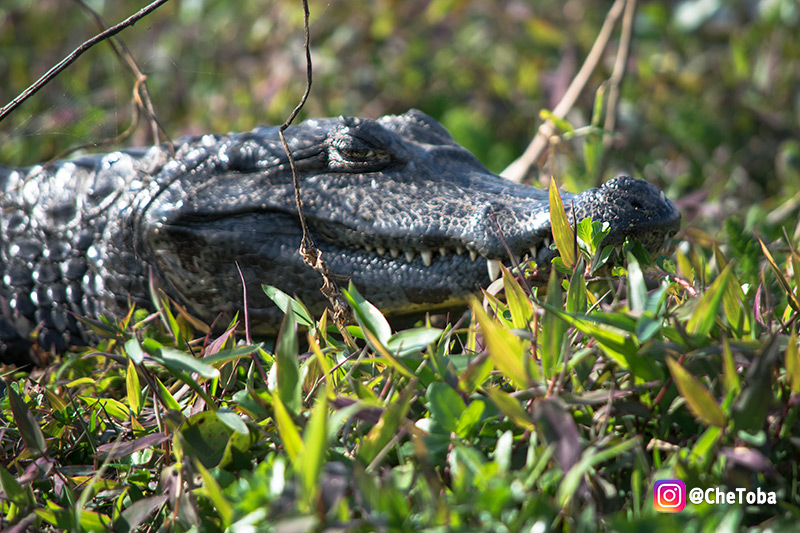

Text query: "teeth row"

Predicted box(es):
[353, 241, 550, 280]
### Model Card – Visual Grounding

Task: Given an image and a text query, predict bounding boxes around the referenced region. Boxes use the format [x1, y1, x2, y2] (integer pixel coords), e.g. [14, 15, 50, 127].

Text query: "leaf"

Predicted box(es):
[502, 267, 534, 329]
[540, 109, 574, 133]
[358, 384, 414, 465]
[344, 282, 392, 346]
[276, 302, 302, 413]
[426, 382, 466, 434]
[566, 260, 587, 315]
[686, 264, 732, 337]
[156, 347, 220, 379]
[262, 285, 315, 327]
[7, 384, 47, 456]
[787, 328, 800, 393]
[483, 386, 534, 430]
[758, 234, 800, 312]
[549, 177, 576, 269]
[386, 328, 443, 357]
[126, 358, 142, 416]
[300, 393, 328, 506]
[626, 252, 647, 312]
[455, 399, 486, 439]
[272, 392, 304, 465]
[666, 357, 726, 427]
[472, 300, 532, 390]
[113, 495, 169, 533]
[0, 465, 31, 507]
[201, 343, 263, 365]
[125, 338, 145, 364]
[557, 438, 639, 506]
[192, 461, 233, 526]
[540, 268, 568, 379]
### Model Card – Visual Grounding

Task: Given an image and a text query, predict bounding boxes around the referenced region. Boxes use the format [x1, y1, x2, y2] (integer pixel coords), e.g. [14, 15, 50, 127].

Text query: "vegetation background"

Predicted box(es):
[1, 0, 800, 531]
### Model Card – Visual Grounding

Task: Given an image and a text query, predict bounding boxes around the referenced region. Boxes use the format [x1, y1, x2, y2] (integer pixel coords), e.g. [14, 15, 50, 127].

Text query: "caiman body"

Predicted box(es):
[0, 110, 680, 363]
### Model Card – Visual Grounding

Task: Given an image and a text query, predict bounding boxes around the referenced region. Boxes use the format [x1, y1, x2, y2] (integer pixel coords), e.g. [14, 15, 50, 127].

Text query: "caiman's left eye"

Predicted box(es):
[327, 122, 395, 171]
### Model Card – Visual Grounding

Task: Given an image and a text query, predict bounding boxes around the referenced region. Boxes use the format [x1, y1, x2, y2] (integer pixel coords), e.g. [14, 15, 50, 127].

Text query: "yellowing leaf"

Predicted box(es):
[786, 328, 800, 393]
[473, 300, 533, 390]
[549, 177, 576, 269]
[666, 357, 726, 427]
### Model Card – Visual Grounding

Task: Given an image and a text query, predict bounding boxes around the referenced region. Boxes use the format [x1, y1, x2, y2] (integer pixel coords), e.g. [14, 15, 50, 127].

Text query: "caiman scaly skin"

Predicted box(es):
[0, 110, 680, 363]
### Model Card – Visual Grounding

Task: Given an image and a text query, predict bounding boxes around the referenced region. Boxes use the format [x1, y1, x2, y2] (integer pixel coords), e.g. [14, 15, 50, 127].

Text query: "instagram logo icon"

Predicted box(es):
[653, 480, 686, 512]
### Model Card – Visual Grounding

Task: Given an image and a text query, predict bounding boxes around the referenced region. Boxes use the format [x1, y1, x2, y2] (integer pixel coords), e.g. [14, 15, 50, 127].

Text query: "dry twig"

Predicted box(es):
[501, 0, 627, 184]
[0, 0, 171, 123]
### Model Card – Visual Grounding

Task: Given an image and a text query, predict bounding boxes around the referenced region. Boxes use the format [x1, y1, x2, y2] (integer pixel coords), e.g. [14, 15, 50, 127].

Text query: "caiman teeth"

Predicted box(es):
[390, 248, 400, 258]
[421, 250, 433, 267]
[469, 249, 478, 261]
[364, 244, 373, 252]
[439, 247, 447, 257]
[405, 251, 415, 263]
[530, 246, 538, 258]
[543, 237, 552, 249]
[487, 259, 502, 281]
[659, 190, 666, 202]
[376, 247, 386, 256]
[456, 246, 465, 255]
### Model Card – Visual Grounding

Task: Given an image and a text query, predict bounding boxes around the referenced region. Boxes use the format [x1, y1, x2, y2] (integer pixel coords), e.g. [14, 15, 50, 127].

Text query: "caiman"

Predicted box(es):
[0, 109, 680, 364]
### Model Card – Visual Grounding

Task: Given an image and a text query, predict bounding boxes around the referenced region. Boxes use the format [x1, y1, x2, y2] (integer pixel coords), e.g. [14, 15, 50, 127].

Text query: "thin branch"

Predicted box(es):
[278, 0, 352, 329]
[76, 0, 169, 147]
[600, 0, 637, 182]
[501, 0, 627, 183]
[0, 0, 171, 123]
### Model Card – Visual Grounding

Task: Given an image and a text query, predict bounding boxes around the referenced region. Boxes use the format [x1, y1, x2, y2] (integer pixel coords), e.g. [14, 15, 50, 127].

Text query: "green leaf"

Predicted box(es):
[125, 338, 145, 364]
[566, 259, 587, 315]
[456, 399, 486, 439]
[541, 268, 568, 378]
[666, 357, 726, 427]
[262, 285, 315, 327]
[358, 384, 414, 465]
[7, 384, 47, 456]
[427, 382, 466, 434]
[472, 300, 533, 390]
[79, 396, 133, 421]
[502, 267, 534, 329]
[386, 328, 443, 357]
[484, 386, 534, 430]
[156, 347, 220, 379]
[276, 301, 302, 413]
[686, 264, 733, 337]
[557, 438, 638, 506]
[549, 177, 576, 269]
[540, 109, 574, 133]
[626, 252, 647, 312]
[153, 375, 181, 412]
[272, 392, 304, 465]
[216, 408, 249, 436]
[300, 393, 329, 507]
[0, 465, 31, 507]
[193, 460, 233, 525]
[201, 343, 263, 365]
[344, 282, 392, 346]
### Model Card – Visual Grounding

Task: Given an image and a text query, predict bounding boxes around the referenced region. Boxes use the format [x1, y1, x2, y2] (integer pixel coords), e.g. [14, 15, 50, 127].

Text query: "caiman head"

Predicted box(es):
[138, 109, 681, 332]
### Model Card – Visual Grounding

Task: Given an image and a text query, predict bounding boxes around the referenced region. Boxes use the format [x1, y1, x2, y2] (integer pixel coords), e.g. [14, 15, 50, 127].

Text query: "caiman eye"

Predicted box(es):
[327, 122, 395, 171]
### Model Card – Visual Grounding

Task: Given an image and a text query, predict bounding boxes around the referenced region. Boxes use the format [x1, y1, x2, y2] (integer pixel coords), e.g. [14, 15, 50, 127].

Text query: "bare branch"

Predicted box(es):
[0, 0, 171, 124]
[501, 0, 627, 184]
[602, 0, 638, 171]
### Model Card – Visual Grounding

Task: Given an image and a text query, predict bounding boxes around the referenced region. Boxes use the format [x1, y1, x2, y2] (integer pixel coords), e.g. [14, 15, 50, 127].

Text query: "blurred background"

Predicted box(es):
[1, 0, 799, 237]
